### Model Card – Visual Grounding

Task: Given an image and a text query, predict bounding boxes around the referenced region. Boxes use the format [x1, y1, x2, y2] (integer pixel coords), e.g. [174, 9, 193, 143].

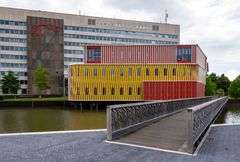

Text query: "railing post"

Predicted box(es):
[187, 109, 194, 153]
[107, 106, 112, 141]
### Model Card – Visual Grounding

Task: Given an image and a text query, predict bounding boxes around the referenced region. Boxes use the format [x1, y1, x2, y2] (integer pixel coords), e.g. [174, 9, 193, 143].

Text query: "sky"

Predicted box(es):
[0, 0, 240, 80]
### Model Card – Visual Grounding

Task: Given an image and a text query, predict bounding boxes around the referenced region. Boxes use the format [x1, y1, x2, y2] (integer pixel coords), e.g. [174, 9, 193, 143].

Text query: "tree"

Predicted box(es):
[208, 73, 218, 83]
[216, 74, 231, 93]
[1, 71, 20, 94]
[228, 75, 240, 99]
[34, 64, 49, 94]
[205, 75, 217, 96]
[216, 88, 225, 96]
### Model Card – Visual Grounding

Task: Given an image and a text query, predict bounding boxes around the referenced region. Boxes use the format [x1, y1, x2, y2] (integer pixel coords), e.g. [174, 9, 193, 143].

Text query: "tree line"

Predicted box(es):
[206, 73, 240, 99]
[0, 64, 49, 95]
[1, 68, 240, 99]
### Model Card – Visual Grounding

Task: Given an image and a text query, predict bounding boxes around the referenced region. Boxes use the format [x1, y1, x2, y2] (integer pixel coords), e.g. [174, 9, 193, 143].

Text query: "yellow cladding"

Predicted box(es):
[69, 64, 204, 101]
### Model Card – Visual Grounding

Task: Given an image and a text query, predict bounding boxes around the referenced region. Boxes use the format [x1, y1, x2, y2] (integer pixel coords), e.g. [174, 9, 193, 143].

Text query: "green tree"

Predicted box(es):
[228, 75, 240, 99]
[1, 71, 20, 94]
[208, 73, 218, 83]
[34, 64, 49, 93]
[216, 74, 231, 93]
[217, 88, 225, 96]
[205, 75, 217, 96]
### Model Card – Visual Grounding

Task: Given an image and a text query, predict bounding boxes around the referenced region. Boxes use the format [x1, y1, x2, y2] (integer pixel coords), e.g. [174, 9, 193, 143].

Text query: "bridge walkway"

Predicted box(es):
[116, 110, 190, 153]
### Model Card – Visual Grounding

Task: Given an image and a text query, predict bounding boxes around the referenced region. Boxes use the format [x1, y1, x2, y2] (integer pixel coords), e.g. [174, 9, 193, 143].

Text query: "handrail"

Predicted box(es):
[187, 96, 228, 153]
[107, 96, 215, 140]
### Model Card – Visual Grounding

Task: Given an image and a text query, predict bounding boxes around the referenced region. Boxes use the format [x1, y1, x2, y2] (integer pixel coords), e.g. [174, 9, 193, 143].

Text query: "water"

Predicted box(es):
[215, 105, 240, 124]
[0, 107, 106, 133]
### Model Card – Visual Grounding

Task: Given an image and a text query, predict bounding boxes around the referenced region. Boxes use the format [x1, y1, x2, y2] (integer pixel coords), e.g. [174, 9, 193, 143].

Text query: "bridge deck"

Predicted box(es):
[116, 110, 190, 153]
[0, 125, 239, 161]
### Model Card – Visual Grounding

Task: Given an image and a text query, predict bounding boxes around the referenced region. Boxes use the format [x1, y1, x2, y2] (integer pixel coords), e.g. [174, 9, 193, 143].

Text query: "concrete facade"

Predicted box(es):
[0, 7, 180, 95]
[27, 16, 64, 95]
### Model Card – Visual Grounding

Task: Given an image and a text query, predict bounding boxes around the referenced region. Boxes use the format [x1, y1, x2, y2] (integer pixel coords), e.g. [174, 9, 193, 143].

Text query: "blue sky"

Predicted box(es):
[1, 0, 240, 80]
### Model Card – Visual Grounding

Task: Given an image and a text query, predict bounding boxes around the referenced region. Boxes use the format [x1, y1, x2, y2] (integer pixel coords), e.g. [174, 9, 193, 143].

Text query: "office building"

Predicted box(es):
[0, 7, 180, 95]
[68, 45, 208, 101]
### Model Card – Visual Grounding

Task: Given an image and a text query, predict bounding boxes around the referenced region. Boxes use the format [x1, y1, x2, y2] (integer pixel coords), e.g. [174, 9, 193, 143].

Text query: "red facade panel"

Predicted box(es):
[85, 45, 207, 65]
[143, 81, 205, 100]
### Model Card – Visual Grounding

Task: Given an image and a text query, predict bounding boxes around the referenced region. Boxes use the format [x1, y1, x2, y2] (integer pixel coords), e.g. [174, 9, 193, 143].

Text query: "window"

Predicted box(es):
[128, 68, 132, 76]
[137, 68, 141, 76]
[155, 68, 159, 76]
[173, 68, 176, 76]
[88, 19, 96, 25]
[111, 68, 115, 76]
[190, 68, 192, 76]
[94, 68, 97, 76]
[77, 68, 80, 76]
[120, 88, 124, 95]
[152, 25, 159, 31]
[85, 68, 89, 76]
[102, 87, 106, 95]
[183, 68, 186, 76]
[85, 88, 89, 95]
[77, 87, 80, 95]
[21, 89, 27, 94]
[129, 88, 132, 95]
[137, 87, 141, 95]
[111, 88, 115, 95]
[102, 68, 106, 76]
[94, 88, 98, 95]
[146, 68, 150, 76]
[164, 68, 167, 76]
[176, 47, 192, 62]
[120, 68, 123, 76]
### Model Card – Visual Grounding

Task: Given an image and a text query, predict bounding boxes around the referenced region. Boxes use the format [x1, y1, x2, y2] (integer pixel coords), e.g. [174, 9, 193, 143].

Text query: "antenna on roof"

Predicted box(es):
[165, 9, 168, 23]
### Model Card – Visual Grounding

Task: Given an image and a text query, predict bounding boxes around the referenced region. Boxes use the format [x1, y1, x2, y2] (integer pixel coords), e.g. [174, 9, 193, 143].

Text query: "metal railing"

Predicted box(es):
[187, 96, 228, 153]
[107, 96, 215, 140]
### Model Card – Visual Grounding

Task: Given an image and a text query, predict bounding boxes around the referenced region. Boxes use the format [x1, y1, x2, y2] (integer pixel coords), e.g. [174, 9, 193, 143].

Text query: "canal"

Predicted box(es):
[215, 104, 240, 124]
[0, 102, 239, 133]
[0, 107, 106, 133]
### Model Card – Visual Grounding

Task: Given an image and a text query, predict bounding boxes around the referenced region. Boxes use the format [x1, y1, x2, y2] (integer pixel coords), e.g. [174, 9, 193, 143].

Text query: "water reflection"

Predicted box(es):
[0, 107, 106, 133]
[215, 105, 240, 124]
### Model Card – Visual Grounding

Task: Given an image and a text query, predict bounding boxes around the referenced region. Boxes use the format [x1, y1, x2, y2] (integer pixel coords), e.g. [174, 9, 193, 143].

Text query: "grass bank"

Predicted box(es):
[2, 97, 68, 102]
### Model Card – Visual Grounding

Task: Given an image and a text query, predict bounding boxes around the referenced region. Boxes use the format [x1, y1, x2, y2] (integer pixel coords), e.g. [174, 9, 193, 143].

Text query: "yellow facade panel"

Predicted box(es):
[69, 64, 205, 101]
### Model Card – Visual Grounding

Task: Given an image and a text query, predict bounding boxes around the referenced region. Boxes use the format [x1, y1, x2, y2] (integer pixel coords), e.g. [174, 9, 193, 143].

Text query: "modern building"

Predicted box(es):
[68, 45, 208, 101]
[0, 7, 180, 95]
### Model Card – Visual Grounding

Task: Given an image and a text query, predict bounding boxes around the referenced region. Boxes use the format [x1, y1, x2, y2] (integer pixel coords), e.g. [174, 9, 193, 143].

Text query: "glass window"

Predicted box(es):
[94, 88, 98, 95]
[137, 68, 141, 76]
[146, 68, 150, 76]
[164, 68, 167, 76]
[102, 87, 106, 95]
[129, 88, 132, 95]
[137, 87, 141, 95]
[120, 88, 124, 95]
[77, 87, 80, 95]
[85, 68, 89, 76]
[173, 68, 176, 76]
[111, 68, 115, 76]
[120, 68, 123, 76]
[94, 68, 97, 76]
[128, 68, 132, 76]
[77, 68, 80, 76]
[102, 68, 106, 76]
[85, 87, 89, 95]
[155, 68, 158, 76]
[111, 88, 115, 95]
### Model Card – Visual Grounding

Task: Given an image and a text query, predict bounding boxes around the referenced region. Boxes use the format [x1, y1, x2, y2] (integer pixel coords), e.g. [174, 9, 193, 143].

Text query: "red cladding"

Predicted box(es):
[143, 81, 205, 100]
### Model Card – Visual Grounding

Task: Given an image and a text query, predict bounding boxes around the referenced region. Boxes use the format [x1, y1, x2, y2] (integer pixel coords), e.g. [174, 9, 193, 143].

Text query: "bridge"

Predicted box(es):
[107, 96, 228, 154]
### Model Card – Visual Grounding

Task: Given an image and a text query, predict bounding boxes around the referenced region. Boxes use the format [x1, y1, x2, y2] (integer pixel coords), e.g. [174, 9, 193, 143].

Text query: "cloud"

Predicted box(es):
[0, 0, 240, 78]
[225, 70, 240, 81]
